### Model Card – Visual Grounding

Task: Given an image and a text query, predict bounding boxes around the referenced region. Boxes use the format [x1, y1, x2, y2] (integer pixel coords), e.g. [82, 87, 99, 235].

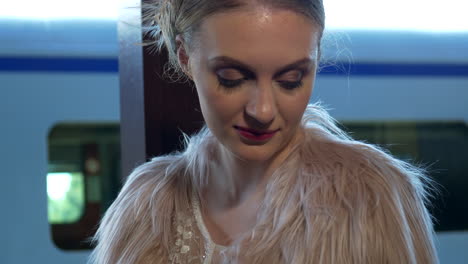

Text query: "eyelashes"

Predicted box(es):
[216, 73, 304, 90]
[217, 77, 303, 90]
[217, 76, 246, 88]
[276, 80, 304, 90]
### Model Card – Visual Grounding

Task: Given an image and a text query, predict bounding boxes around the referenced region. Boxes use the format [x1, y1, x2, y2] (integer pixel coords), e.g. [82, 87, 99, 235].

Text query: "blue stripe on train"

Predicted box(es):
[1, 57, 468, 76]
[0, 57, 118, 73]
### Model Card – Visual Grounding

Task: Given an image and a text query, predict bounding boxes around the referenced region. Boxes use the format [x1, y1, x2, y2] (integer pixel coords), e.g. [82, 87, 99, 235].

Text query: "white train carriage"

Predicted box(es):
[1, 1, 467, 262]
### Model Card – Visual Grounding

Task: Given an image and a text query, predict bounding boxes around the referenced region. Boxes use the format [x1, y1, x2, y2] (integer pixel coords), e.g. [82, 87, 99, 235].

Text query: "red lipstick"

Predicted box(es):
[234, 126, 279, 141]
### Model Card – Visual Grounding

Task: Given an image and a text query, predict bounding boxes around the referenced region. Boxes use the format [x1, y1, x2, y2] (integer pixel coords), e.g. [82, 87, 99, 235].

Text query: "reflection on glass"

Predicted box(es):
[47, 172, 85, 224]
[342, 121, 468, 231]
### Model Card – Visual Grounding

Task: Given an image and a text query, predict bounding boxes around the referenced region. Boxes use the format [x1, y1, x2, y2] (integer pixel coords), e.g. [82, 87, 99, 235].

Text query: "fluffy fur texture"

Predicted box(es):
[89, 104, 439, 263]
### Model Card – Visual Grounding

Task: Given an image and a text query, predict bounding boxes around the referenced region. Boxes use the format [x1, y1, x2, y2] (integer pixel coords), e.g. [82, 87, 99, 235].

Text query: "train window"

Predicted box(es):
[342, 121, 468, 231]
[48, 123, 121, 250]
[45, 120, 466, 250]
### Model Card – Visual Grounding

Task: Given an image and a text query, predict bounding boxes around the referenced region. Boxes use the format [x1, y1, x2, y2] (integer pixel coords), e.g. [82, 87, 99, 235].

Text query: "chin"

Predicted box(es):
[216, 130, 293, 163]
[231, 144, 280, 163]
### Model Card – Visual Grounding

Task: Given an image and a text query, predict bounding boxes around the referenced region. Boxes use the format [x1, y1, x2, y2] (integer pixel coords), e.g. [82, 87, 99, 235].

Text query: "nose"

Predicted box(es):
[245, 81, 277, 125]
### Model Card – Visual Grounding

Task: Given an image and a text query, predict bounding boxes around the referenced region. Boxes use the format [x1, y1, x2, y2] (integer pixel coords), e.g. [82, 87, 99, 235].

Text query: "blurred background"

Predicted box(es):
[0, 0, 467, 263]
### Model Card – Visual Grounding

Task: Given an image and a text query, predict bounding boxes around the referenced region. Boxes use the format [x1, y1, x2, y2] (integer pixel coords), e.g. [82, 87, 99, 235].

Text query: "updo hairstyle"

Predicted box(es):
[143, 0, 325, 76]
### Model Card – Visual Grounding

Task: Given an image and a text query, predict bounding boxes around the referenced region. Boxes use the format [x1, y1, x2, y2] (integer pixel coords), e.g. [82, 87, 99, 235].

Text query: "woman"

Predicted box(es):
[90, 0, 439, 263]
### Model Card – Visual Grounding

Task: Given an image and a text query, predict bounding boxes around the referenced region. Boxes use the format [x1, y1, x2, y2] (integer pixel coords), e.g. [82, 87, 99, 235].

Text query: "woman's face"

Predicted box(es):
[184, 8, 321, 162]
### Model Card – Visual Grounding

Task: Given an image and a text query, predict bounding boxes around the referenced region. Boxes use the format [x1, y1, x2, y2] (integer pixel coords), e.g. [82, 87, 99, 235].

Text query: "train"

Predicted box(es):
[1, 8, 467, 264]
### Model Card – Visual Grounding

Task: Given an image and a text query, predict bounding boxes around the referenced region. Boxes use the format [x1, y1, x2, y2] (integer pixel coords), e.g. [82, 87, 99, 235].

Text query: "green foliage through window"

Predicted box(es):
[47, 172, 85, 224]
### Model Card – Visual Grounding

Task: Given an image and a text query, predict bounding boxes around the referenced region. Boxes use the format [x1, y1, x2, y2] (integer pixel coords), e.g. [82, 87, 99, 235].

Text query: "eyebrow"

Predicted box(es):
[208, 56, 315, 78]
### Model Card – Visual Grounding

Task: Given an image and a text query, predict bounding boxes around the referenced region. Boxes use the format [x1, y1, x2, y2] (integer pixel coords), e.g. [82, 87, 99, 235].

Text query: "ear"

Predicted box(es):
[175, 35, 192, 78]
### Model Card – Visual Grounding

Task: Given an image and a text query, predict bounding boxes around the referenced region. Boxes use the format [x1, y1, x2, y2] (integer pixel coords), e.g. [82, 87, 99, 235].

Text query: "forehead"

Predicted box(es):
[194, 8, 321, 68]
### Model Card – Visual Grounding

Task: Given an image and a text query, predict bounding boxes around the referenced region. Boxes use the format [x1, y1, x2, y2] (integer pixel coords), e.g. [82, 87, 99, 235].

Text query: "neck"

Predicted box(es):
[203, 129, 304, 211]
[203, 147, 266, 210]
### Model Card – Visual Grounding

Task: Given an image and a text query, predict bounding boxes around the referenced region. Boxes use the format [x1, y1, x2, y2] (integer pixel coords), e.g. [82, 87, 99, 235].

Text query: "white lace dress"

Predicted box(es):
[168, 191, 228, 264]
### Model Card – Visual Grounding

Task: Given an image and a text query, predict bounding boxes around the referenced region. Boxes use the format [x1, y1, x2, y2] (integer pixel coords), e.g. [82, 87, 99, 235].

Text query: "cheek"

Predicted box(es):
[192, 68, 217, 113]
[193, 76, 241, 127]
[280, 85, 313, 125]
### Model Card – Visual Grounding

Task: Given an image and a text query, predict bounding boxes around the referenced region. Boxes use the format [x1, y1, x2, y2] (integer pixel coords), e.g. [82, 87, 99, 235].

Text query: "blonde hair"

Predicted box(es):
[142, 0, 325, 76]
[89, 104, 438, 263]
[91, 1, 438, 262]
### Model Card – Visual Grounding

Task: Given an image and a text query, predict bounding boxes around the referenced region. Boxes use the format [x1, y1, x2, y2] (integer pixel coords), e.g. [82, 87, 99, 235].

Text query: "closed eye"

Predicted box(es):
[217, 76, 245, 88]
[214, 66, 307, 90]
[275, 70, 304, 90]
[216, 68, 251, 88]
[276, 80, 303, 90]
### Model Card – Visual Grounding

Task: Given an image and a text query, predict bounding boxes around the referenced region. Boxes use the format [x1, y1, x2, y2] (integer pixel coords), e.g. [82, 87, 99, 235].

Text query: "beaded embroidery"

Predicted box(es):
[167, 191, 227, 264]
[168, 210, 204, 263]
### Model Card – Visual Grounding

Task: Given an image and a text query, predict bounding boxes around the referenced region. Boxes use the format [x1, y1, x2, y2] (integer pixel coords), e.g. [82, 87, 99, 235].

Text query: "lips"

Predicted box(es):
[234, 125, 279, 141]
